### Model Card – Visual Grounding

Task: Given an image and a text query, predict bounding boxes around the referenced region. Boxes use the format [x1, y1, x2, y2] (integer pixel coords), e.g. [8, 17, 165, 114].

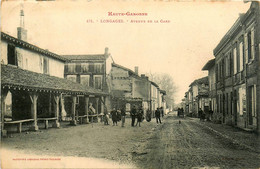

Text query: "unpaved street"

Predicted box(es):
[133, 113, 260, 169]
[2, 112, 260, 168]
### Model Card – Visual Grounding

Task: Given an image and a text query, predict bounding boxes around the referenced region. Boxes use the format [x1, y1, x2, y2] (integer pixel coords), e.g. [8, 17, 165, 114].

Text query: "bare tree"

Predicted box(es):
[147, 72, 177, 108]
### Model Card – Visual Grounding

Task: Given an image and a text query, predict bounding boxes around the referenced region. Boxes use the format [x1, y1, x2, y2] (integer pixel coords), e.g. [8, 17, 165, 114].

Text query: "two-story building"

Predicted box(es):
[187, 76, 209, 117]
[1, 10, 108, 136]
[109, 63, 166, 116]
[62, 50, 113, 117]
[213, 2, 259, 132]
[202, 59, 217, 121]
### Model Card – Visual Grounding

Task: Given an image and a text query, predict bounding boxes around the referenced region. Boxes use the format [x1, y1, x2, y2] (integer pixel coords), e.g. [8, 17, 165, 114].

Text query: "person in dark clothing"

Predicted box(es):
[155, 108, 161, 124]
[111, 108, 118, 126]
[146, 109, 152, 122]
[130, 105, 137, 127]
[121, 107, 126, 127]
[136, 107, 144, 127]
[160, 107, 164, 117]
[177, 108, 180, 117]
[198, 108, 203, 121]
[209, 109, 213, 121]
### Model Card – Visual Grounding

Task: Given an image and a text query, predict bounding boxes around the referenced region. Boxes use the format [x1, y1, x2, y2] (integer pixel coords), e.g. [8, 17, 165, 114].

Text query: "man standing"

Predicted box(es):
[121, 107, 126, 127]
[155, 108, 161, 124]
[130, 105, 137, 127]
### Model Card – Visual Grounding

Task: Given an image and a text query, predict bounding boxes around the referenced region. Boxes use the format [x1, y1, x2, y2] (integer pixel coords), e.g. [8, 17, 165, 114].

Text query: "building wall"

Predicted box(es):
[214, 2, 259, 131]
[110, 66, 131, 92]
[1, 40, 64, 78]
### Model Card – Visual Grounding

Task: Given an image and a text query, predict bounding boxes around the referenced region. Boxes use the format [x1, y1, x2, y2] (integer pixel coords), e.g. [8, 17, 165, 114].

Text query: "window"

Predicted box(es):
[68, 63, 76, 73]
[239, 42, 244, 72]
[17, 52, 23, 68]
[76, 63, 81, 72]
[251, 27, 255, 60]
[225, 53, 231, 77]
[238, 86, 246, 116]
[80, 75, 90, 86]
[43, 57, 49, 74]
[249, 85, 256, 118]
[94, 75, 102, 89]
[67, 75, 77, 82]
[81, 63, 89, 72]
[89, 63, 94, 72]
[7, 44, 16, 65]
[233, 47, 237, 74]
[94, 63, 103, 73]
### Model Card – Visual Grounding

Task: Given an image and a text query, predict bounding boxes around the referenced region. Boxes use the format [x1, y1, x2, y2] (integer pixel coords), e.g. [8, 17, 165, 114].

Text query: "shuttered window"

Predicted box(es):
[233, 47, 237, 74]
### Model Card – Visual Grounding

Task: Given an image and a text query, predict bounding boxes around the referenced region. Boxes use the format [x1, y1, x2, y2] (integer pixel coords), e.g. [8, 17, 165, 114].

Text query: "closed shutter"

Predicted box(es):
[244, 33, 248, 64]
[251, 27, 255, 60]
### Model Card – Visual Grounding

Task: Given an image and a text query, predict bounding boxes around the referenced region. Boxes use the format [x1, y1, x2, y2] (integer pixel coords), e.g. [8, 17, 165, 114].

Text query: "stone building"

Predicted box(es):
[109, 63, 166, 116]
[213, 2, 259, 132]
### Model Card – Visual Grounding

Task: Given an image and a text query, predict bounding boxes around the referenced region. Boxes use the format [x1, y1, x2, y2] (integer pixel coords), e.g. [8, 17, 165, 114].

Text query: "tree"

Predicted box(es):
[146, 72, 177, 108]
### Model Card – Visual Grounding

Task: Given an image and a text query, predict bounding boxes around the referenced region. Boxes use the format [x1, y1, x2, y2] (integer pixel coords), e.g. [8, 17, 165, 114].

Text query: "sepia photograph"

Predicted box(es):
[0, 0, 260, 168]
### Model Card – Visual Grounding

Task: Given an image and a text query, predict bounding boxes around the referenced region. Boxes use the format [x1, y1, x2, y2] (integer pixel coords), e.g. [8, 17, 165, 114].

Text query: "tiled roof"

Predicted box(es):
[189, 76, 208, 87]
[112, 63, 138, 76]
[1, 64, 108, 96]
[62, 55, 107, 61]
[1, 32, 67, 62]
[202, 59, 215, 70]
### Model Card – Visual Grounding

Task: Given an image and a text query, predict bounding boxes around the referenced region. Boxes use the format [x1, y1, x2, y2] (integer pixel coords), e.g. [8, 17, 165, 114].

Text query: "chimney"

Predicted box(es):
[134, 66, 139, 75]
[105, 47, 109, 56]
[17, 8, 27, 41]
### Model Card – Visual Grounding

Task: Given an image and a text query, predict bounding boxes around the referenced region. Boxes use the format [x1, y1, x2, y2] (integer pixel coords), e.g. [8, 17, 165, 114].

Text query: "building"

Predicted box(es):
[1, 10, 108, 136]
[109, 63, 166, 116]
[109, 63, 148, 113]
[187, 76, 209, 117]
[213, 2, 259, 132]
[202, 58, 217, 121]
[62, 49, 113, 116]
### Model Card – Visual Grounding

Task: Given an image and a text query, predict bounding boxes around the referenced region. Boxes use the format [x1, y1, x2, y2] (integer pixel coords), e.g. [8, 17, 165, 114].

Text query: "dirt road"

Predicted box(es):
[133, 113, 260, 169]
[2, 113, 260, 168]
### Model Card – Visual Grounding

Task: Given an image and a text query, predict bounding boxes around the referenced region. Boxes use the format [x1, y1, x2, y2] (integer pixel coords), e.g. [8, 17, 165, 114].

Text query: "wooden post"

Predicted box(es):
[84, 96, 89, 124]
[49, 93, 52, 116]
[52, 94, 60, 128]
[70, 95, 77, 125]
[17, 123, 22, 133]
[100, 96, 105, 122]
[1, 89, 8, 137]
[60, 94, 67, 121]
[29, 93, 39, 131]
[95, 97, 99, 122]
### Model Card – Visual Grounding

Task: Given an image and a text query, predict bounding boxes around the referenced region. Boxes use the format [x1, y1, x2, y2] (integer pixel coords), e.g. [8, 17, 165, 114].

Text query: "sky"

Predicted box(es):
[1, 0, 251, 104]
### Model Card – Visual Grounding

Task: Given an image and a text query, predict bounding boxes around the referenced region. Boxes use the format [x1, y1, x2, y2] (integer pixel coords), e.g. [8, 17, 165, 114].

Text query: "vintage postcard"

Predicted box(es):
[1, 0, 259, 168]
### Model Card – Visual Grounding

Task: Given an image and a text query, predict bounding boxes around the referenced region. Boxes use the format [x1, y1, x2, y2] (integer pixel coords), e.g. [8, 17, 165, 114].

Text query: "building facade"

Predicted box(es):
[213, 2, 259, 131]
[186, 77, 209, 117]
[202, 59, 217, 121]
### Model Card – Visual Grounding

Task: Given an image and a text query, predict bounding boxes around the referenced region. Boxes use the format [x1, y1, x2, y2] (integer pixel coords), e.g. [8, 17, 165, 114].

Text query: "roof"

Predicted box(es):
[62, 54, 107, 61]
[1, 32, 67, 62]
[1, 64, 108, 96]
[112, 63, 138, 77]
[213, 2, 259, 56]
[160, 89, 166, 95]
[151, 81, 159, 88]
[189, 76, 208, 87]
[202, 59, 215, 71]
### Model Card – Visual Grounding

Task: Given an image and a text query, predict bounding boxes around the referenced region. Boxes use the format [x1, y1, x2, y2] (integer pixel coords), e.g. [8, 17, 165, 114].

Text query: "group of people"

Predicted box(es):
[103, 106, 165, 127]
[177, 108, 184, 117]
[103, 107, 126, 127]
[130, 106, 144, 127]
